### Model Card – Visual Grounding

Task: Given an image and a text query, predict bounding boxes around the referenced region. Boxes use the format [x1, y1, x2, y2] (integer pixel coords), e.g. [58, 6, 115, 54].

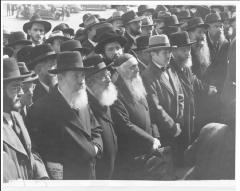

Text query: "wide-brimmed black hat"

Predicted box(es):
[84, 54, 113, 77]
[52, 23, 75, 36]
[16, 45, 33, 66]
[7, 31, 32, 47]
[48, 51, 91, 74]
[82, 15, 103, 31]
[161, 15, 184, 29]
[176, 10, 192, 20]
[79, 13, 92, 27]
[95, 32, 127, 54]
[28, 44, 57, 70]
[137, 5, 155, 16]
[144, 34, 176, 52]
[18, 62, 38, 83]
[162, 26, 181, 36]
[132, 35, 150, 51]
[122, 10, 144, 26]
[169, 31, 197, 47]
[186, 17, 209, 31]
[194, 6, 211, 20]
[205, 13, 223, 24]
[3, 58, 33, 82]
[23, 14, 51, 34]
[94, 23, 115, 43]
[45, 30, 71, 44]
[153, 11, 171, 22]
[60, 40, 90, 55]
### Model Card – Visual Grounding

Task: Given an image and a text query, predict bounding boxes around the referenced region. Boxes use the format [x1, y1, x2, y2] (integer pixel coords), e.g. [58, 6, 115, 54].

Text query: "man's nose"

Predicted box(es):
[17, 87, 24, 97]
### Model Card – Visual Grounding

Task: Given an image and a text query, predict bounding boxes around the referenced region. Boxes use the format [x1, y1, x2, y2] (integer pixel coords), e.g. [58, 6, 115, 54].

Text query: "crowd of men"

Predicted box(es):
[3, 5, 236, 181]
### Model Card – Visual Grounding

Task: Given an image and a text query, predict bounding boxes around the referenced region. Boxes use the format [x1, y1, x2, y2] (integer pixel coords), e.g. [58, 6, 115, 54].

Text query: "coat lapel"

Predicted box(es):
[3, 113, 29, 157]
[51, 87, 92, 137]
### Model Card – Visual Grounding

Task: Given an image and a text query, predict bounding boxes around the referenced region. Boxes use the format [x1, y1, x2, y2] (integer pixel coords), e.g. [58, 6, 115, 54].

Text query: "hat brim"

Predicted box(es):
[95, 35, 127, 54]
[3, 72, 34, 82]
[23, 20, 52, 33]
[138, 8, 155, 16]
[63, 28, 75, 36]
[7, 40, 32, 47]
[84, 22, 105, 31]
[48, 67, 91, 74]
[107, 17, 122, 23]
[161, 22, 185, 29]
[142, 24, 156, 27]
[128, 16, 144, 24]
[45, 36, 70, 44]
[22, 72, 39, 83]
[73, 47, 91, 55]
[79, 23, 85, 27]
[186, 23, 210, 31]
[86, 62, 114, 78]
[29, 52, 57, 69]
[143, 45, 176, 52]
[175, 41, 197, 48]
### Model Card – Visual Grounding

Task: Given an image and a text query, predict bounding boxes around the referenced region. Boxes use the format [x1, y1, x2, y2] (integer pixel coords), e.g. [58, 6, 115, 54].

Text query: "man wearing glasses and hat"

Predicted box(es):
[23, 14, 52, 46]
[26, 51, 103, 180]
[141, 35, 183, 159]
[3, 58, 48, 182]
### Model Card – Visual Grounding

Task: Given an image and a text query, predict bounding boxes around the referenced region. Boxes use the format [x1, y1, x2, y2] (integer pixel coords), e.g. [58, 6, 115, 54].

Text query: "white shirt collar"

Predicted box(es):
[88, 39, 97, 47]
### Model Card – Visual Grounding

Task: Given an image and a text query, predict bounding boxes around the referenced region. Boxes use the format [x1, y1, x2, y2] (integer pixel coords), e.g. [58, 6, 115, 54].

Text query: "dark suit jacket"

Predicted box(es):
[82, 39, 95, 54]
[32, 80, 49, 103]
[88, 92, 118, 179]
[124, 32, 135, 53]
[3, 111, 48, 182]
[26, 86, 103, 180]
[111, 76, 160, 179]
[142, 61, 184, 145]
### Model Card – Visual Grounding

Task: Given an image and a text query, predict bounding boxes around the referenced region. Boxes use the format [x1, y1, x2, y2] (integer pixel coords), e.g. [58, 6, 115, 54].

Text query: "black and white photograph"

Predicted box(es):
[1, 1, 238, 190]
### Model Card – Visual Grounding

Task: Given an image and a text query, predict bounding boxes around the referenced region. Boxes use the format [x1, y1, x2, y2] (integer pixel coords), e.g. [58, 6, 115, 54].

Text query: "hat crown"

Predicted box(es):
[122, 10, 138, 24]
[187, 17, 204, 28]
[149, 34, 170, 47]
[16, 45, 33, 65]
[163, 26, 180, 36]
[155, 5, 168, 12]
[30, 44, 55, 62]
[18, 62, 30, 75]
[84, 54, 104, 68]
[8, 31, 28, 45]
[164, 15, 180, 26]
[48, 30, 65, 38]
[220, 11, 231, 21]
[60, 40, 82, 52]
[136, 35, 150, 49]
[156, 11, 171, 19]
[169, 31, 192, 46]
[142, 16, 154, 25]
[56, 51, 84, 71]
[3, 58, 21, 79]
[195, 6, 211, 20]
[138, 5, 153, 13]
[205, 12, 222, 23]
[53, 23, 69, 32]
[84, 15, 99, 28]
[83, 13, 92, 22]
[177, 10, 191, 18]
[95, 23, 115, 42]
[29, 14, 42, 22]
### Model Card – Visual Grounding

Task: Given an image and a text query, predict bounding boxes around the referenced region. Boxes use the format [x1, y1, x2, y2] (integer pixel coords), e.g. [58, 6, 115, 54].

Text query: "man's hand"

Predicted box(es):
[174, 123, 182, 137]
[152, 138, 161, 151]
[208, 85, 217, 95]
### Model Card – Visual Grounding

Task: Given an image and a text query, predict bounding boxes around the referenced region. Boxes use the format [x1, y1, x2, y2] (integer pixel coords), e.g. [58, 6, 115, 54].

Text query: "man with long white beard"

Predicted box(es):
[26, 51, 103, 180]
[169, 32, 217, 159]
[84, 55, 118, 179]
[110, 53, 162, 179]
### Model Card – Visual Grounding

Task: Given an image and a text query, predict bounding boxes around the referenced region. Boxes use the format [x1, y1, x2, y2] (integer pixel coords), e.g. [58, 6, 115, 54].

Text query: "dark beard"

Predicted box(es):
[130, 29, 141, 36]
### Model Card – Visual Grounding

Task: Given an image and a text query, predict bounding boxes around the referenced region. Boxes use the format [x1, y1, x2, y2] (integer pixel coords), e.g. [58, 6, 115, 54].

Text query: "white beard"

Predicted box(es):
[70, 86, 88, 110]
[193, 39, 211, 74]
[98, 82, 118, 106]
[125, 74, 147, 101]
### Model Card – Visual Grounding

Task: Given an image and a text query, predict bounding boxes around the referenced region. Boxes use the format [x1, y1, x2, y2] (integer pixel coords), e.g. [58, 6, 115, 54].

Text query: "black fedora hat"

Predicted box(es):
[23, 14, 52, 34]
[28, 44, 57, 70]
[3, 58, 33, 82]
[133, 35, 150, 51]
[16, 45, 33, 66]
[18, 62, 38, 83]
[45, 30, 71, 44]
[94, 23, 115, 43]
[162, 26, 181, 36]
[52, 23, 75, 36]
[169, 31, 197, 47]
[84, 54, 113, 78]
[48, 51, 91, 74]
[137, 5, 155, 16]
[194, 6, 211, 20]
[79, 13, 92, 27]
[7, 31, 32, 47]
[95, 32, 127, 54]
[205, 13, 223, 24]
[82, 15, 102, 31]
[122, 10, 144, 26]
[153, 11, 171, 22]
[186, 17, 209, 31]
[161, 15, 184, 28]
[176, 10, 192, 20]
[60, 40, 90, 55]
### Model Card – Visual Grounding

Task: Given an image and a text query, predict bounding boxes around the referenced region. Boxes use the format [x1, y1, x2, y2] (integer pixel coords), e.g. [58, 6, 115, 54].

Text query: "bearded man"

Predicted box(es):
[111, 54, 161, 179]
[26, 51, 103, 180]
[84, 55, 118, 180]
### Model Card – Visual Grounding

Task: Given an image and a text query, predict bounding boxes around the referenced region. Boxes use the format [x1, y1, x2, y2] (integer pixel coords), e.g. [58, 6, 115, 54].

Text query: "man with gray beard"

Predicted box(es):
[169, 31, 217, 152]
[84, 55, 118, 179]
[110, 54, 161, 179]
[26, 51, 103, 179]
